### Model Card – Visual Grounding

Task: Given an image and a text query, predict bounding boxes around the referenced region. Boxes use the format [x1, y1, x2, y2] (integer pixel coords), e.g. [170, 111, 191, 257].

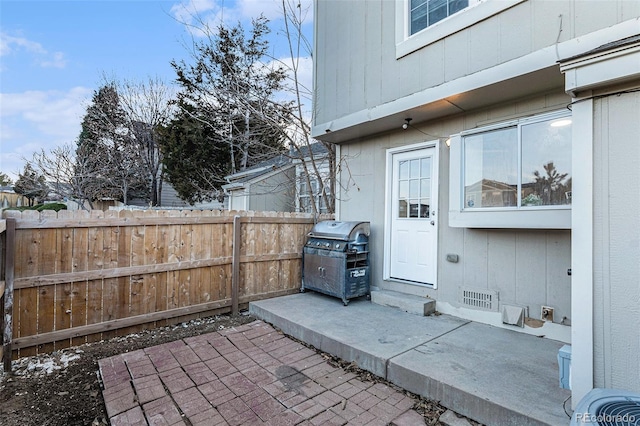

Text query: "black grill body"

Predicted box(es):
[302, 221, 370, 305]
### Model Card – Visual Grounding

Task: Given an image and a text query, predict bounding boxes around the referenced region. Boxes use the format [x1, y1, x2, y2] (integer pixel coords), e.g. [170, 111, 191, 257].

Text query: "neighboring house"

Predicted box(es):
[312, 0, 639, 408]
[223, 143, 333, 213]
[128, 181, 226, 210]
[223, 154, 296, 212]
[0, 187, 28, 209]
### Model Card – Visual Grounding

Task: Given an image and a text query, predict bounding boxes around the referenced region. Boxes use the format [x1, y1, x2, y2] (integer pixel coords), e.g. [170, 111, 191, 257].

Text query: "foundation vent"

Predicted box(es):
[460, 288, 499, 311]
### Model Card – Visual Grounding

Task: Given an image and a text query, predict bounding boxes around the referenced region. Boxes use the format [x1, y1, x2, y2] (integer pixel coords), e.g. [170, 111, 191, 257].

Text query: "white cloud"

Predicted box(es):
[170, 0, 239, 37]
[170, 0, 217, 23]
[0, 87, 92, 179]
[237, 0, 283, 21]
[40, 51, 67, 69]
[0, 33, 46, 56]
[170, 0, 314, 38]
[0, 32, 67, 70]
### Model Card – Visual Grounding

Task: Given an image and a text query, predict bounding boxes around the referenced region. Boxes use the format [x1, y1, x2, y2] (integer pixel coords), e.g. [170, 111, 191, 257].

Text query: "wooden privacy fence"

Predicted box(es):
[1, 209, 331, 360]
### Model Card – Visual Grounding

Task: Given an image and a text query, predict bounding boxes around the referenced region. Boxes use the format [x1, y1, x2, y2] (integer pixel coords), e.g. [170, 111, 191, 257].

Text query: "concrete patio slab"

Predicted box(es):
[250, 292, 468, 377]
[388, 321, 570, 426]
[250, 292, 571, 426]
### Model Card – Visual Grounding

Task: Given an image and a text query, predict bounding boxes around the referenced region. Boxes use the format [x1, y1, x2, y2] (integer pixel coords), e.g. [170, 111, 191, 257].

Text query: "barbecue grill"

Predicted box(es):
[302, 221, 370, 305]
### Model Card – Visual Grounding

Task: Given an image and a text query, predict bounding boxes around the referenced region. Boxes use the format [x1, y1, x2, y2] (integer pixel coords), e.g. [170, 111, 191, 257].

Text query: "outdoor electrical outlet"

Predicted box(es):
[541, 306, 554, 322]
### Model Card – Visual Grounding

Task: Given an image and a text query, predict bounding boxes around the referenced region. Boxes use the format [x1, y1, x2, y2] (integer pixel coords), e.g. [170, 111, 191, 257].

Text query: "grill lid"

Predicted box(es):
[308, 221, 370, 241]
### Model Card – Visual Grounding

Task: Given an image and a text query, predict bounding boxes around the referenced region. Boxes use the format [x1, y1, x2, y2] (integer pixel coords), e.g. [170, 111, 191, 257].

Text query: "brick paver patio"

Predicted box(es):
[99, 320, 422, 425]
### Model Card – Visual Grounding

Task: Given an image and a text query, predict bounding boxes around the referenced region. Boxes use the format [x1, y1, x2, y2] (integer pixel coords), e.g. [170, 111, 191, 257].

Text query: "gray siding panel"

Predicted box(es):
[488, 232, 517, 304]
[315, 0, 634, 127]
[514, 232, 548, 313]
[463, 230, 489, 289]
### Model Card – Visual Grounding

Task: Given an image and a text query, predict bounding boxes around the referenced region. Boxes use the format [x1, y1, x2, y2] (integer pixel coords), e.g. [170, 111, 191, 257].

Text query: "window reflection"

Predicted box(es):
[521, 119, 572, 206]
[464, 127, 518, 208]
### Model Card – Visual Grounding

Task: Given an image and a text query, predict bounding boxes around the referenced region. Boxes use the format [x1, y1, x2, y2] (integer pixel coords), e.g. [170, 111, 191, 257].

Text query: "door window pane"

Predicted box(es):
[409, 180, 420, 198]
[420, 199, 430, 218]
[409, 200, 420, 217]
[399, 180, 409, 198]
[421, 178, 431, 198]
[421, 158, 431, 177]
[399, 200, 408, 218]
[399, 160, 409, 179]
[410, 159, 420, 178]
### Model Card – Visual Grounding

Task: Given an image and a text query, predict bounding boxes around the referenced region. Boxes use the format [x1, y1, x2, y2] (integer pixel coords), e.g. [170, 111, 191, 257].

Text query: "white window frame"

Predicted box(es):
[448, 110, 572, 229]
[395, 0, 527, 59]
[295, 162, 332, 214]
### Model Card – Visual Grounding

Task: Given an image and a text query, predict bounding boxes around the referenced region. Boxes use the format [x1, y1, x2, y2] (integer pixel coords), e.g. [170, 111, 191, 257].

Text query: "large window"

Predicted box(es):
[449, 110, 572, 229]
[463, 112, 572, 210]
[410, 0, 469, 35]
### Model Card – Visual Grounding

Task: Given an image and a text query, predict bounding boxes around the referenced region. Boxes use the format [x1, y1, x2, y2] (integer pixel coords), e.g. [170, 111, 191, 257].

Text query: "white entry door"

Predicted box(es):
[388, 146, 438, 286]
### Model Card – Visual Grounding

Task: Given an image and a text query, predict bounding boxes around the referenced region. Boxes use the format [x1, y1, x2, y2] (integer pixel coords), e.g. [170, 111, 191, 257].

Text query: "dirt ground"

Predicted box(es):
[0, 312, 453, 426]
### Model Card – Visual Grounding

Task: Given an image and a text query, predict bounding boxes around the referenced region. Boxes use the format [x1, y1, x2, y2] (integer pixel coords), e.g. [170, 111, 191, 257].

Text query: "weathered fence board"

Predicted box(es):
[2, 219, 15, 370]
[2, 209, 330, 357]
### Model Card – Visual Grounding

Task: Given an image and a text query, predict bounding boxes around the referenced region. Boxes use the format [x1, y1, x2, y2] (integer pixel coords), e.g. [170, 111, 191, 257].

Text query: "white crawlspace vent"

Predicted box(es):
[460, 288, 499, 311]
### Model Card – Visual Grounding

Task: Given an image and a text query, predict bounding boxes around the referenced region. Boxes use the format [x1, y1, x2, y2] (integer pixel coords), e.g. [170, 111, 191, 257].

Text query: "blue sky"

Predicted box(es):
[0, 0, 313, 181]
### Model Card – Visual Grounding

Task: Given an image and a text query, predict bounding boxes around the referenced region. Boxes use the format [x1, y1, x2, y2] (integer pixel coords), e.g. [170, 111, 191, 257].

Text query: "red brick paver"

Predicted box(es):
[98, 320, 420, 425]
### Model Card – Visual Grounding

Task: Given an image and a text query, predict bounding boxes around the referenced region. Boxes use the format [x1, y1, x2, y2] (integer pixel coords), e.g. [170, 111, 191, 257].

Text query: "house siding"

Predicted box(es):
[314, 0, 636, 127]
[336, 93, 572, 325]
[592, 88, 640, 392]
[246, 168, 295, 212]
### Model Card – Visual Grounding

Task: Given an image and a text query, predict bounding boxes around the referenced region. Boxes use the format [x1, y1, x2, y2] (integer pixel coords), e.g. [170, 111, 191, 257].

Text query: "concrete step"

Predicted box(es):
[370, 289, 436, 316]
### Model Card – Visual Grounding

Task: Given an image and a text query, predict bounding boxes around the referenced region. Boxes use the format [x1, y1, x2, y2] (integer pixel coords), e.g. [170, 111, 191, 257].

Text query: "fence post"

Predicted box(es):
[3, 218, 15, 372]
[231, 215, 241, 315]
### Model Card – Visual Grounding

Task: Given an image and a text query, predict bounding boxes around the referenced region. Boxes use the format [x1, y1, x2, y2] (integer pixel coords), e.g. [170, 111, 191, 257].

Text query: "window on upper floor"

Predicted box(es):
[410, 0, 471, 35]
[396, 0, 526, 58]
[449, 110, 572, 229]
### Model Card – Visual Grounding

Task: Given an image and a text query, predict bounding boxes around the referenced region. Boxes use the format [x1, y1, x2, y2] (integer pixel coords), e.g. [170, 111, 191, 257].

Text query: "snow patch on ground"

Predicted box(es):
[12, 350, 83, 377]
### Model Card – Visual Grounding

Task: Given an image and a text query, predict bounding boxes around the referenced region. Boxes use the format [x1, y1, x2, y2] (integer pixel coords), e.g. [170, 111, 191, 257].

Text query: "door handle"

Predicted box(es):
[430, 220, 435, 226]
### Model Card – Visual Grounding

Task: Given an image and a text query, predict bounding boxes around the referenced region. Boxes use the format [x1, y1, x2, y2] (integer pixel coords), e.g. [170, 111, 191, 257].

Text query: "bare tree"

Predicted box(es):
[26, 143, 93, 209]
[76, 84, 148, 205]
[162, 15, 292, 203]
[271, 0, 335, 214]
[114, 76, 174, 206]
